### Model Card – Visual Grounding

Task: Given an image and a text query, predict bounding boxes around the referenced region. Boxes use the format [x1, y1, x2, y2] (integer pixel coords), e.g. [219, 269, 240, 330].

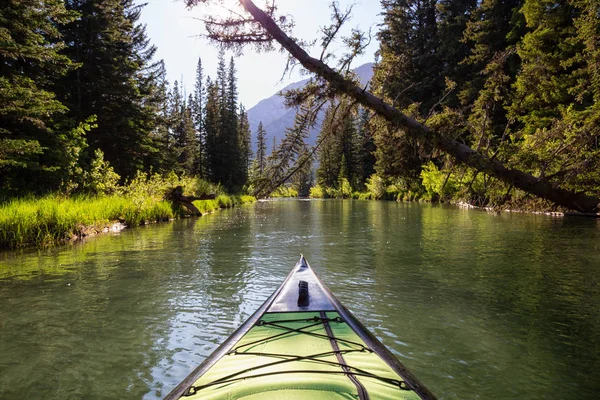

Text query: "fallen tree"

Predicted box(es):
[187, 0, 600, 213]
[167, 186, 216, 215]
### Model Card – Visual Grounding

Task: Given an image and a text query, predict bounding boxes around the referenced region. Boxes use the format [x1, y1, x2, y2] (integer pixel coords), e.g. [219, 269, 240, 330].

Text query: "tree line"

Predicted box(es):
[363, 0, 600, 208]
[5, 0, 600, 211]
[0, 0, 252, 200]
[169, 53, 252, 191]
[187, 0, 600, 212]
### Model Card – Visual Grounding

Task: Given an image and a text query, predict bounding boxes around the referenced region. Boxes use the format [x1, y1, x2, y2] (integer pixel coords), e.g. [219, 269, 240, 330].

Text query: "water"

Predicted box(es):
[0, 200, 599, 399]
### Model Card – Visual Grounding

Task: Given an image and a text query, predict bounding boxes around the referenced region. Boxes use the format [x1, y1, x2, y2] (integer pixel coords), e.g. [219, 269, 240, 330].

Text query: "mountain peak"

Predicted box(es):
[247, 62, 374, 152]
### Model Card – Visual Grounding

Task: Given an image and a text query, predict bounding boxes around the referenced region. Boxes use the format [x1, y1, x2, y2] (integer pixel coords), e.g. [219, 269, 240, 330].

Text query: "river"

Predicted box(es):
[0, 199, 599, 399]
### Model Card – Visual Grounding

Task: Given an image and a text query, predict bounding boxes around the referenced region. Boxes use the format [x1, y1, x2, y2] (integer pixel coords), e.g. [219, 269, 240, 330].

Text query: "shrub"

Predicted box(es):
[336, 178, 352, 199]
[420, 162, 457, 200]
[270, 186, 299, 198]
[84, 149, 120, 195]
[309, 185, 327, 198]
[365, 174, 386, 200]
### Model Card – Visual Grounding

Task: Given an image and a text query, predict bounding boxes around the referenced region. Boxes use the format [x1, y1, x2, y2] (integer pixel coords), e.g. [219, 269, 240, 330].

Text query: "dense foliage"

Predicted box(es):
[309, 0, 600, 209]
[3, 0, 600, 211]
[0, 1, 253, 201]
[0, 0, 78, 195]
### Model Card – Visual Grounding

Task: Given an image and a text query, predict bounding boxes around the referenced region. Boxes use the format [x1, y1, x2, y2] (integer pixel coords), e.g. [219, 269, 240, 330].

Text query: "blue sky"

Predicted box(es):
[138, 0, 383, 108]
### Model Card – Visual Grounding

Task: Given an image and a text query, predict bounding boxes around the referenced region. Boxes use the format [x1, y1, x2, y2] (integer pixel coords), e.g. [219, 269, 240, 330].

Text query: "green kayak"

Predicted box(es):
[165, 256, 436, 399]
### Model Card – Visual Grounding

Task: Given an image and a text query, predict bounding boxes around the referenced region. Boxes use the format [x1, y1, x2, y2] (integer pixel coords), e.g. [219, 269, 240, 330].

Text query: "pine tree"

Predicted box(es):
[0, 0, 82, 195]
[192, 57, 204, 131]
[316, 106, 341, 188]
[566, 0, 600, 192]
[508, 0, 600, 194]
[207, 50, 242, 190]
[212, 50, 228, 185]
[436, 0, 478, 107]
[204, 76, 220, 181]
[270, 136, 278, 157]
[58, 0, 162, 180]
[226, 56, 242, 189]
[338, 109, 359, 189]
[291, 156, 313, 197]
[167, 81, 183, 174]
[315, 102, 361, 190]
[511, 0, 579, 134]
[356, 108, 376, 188]
[238, 105, 253, 184]
[179, 96, 199, 175]
[460, 0, 524, 106]
[370, 0, 440, 188]
[150, 60, 173, 174]
[255, 122, 267, 175]
[462, 0, 524, 74]
[571, 0, 600, 105]
[192, 57, 205, 177]
[374, 0, 440, 113]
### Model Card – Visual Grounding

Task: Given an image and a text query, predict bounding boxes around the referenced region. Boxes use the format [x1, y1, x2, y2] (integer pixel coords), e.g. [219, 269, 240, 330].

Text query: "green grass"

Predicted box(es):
[270, 186, 299, 198]
[192, 194, 255, 214]
[0, 193, 255, 250]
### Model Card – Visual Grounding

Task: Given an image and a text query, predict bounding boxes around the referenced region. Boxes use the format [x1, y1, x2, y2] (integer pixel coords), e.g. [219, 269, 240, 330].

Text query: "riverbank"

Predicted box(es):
[307, 179, 596, 215]
[308, 186, 600, 216]
[0, 193, 255, 250]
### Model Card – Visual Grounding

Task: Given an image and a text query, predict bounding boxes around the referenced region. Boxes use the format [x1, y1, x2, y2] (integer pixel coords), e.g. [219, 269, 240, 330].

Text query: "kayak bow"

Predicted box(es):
[165, 256, 436, 399]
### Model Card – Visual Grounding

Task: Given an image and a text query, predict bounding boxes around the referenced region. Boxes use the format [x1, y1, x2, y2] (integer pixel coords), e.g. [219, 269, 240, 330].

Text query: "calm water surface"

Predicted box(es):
[0, 200, 599, 399]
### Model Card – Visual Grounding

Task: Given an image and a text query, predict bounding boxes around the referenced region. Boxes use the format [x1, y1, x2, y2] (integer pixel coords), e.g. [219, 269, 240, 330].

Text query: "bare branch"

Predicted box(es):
[319, 2, 353, 62]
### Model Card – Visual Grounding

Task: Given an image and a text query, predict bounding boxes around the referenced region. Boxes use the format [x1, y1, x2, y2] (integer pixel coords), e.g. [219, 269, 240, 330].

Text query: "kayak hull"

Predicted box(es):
[165, 256, 436, 399]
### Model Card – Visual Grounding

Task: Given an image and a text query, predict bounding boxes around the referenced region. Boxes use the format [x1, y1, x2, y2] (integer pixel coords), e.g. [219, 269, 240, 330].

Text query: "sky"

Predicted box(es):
[138, 0, 383, 109]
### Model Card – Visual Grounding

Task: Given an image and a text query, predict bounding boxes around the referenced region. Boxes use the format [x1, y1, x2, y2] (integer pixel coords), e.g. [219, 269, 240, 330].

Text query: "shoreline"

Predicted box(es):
[302, 195, 599, 218]
[454, 201, 600, 218]
[0, 195, 256, 251]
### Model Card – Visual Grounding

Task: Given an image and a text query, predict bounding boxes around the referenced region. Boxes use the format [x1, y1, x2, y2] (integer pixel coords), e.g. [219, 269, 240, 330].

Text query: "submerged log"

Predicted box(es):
[168, 186, 216, 216]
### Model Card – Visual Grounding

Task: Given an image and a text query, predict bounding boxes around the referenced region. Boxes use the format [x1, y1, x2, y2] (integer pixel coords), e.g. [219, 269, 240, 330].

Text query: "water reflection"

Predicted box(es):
[0, 200, 599, 399]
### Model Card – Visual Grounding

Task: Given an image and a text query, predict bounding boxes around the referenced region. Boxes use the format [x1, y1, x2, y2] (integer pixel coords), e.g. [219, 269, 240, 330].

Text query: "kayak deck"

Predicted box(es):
[183, 311, 419, 399]
[166, 256, 435, 399]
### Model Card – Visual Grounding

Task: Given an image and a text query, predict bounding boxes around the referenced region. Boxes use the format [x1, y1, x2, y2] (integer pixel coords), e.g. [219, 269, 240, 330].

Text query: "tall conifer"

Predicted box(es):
[316, 107, 341, 187]
[192, 57, 205, 177]
[356, 108, 376, 188]
[204, 76, 219, 181]
[58, 0, 162, 179]
[226, 57, 241, 189]
[238, 105, 252, 184]
[255, 122, 267, 175]
[0, 0, 79, 195]
[508, 0, 600, 193]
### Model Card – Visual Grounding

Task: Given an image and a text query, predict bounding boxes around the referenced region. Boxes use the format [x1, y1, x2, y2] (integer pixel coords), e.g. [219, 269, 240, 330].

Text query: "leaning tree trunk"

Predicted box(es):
[239, 0, 600, 213]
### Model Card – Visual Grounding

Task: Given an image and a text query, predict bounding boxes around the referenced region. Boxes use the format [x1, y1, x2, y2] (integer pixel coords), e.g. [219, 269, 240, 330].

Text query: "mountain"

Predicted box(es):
[247, 62, 374, 153]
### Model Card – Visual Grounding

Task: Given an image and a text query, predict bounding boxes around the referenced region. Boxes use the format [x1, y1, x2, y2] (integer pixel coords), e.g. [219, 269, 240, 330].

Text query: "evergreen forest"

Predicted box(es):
[1, 0, 251, 201]
[3, 0, 600, 213]
[298, 0, 600, 210]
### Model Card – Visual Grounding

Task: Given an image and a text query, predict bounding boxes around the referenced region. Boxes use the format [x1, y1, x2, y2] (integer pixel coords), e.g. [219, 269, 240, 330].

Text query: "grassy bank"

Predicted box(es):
[269, 186, 299, 198]
[309, 176, 433, 203]
[0, 175, 255, 250]
[307, 172, 566, 213]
